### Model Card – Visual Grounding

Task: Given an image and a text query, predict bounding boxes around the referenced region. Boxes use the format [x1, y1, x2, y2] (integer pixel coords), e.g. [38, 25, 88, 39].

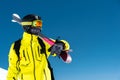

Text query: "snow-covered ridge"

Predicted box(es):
[0, 68, 7, 80]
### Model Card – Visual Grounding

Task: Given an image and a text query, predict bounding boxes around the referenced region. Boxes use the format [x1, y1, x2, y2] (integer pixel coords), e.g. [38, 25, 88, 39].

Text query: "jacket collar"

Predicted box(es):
[22, 32, 39, 42]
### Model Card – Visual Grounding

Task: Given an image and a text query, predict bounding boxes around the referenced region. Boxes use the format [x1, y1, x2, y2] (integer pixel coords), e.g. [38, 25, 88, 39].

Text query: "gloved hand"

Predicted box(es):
[48, 40, 65, 56]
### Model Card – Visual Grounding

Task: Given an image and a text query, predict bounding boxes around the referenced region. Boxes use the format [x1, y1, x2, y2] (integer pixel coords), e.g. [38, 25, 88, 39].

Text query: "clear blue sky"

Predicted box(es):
[0, 0, 120, 80]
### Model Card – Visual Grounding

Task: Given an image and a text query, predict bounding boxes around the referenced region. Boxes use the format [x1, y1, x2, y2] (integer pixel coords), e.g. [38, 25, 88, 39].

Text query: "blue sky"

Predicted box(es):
[0, 0, 120, 80]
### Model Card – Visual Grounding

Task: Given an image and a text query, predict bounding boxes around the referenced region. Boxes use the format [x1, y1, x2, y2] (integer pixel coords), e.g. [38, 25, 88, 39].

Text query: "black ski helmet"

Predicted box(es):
[22, 14, 41, 22]
[21, 14, 42, 35]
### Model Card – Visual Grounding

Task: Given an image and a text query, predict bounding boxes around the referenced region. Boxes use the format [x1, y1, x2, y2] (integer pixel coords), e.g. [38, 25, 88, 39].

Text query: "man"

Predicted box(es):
[7, 14, 70, 80]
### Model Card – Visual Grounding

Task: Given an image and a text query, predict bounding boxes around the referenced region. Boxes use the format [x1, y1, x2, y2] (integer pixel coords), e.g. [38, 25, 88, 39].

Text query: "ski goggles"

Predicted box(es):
[21, 20, 42, 27]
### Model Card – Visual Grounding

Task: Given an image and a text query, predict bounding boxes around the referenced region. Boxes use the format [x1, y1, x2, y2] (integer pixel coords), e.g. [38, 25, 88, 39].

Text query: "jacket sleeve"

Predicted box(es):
[7, 43, 19, 80]
[60, 40, 70, 50]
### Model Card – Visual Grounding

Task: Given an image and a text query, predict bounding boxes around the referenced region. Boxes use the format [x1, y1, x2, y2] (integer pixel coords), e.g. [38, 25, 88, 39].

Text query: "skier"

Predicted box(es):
[7, 14, 70, 80]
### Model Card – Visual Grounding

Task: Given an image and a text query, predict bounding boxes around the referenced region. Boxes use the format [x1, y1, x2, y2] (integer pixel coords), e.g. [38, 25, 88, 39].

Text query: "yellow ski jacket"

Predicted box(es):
[7, 32, 70, 80]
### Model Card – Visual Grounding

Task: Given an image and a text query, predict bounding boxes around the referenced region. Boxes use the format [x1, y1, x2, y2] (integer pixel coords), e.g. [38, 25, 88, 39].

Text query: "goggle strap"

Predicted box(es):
[21, 22, 32, 26]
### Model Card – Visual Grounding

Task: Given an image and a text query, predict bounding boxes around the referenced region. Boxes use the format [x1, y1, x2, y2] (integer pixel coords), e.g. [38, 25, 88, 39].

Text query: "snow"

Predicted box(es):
[0, 68, 7, 80]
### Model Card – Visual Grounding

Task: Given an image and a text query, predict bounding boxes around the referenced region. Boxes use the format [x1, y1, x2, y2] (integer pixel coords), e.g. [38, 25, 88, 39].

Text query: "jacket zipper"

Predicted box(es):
[31, 35, 36, 80]
[23, 50, 26, 61]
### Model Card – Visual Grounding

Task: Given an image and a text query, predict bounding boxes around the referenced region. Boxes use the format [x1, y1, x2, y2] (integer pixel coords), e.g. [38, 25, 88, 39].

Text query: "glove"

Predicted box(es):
[48, 40, 65, 55]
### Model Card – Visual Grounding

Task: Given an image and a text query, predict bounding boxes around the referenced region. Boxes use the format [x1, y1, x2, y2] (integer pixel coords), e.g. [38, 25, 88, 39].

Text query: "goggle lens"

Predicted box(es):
[32, 20, 42, 27]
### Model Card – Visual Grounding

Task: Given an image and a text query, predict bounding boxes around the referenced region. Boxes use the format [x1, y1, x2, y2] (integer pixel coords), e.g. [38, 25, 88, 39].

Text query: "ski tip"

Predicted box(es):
[68, 49, 73, 52]
[64, 54, 72, 64]
[11, 20, 16, 22]
[60, 51, 72, 64]
[64, 49, 73, 53]
[12, 13, 21, 18]
[11, 13, 22, 24]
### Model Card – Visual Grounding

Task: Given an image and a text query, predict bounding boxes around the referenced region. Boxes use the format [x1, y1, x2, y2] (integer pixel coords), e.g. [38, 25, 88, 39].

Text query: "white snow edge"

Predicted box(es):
[0, 68, 7, 80]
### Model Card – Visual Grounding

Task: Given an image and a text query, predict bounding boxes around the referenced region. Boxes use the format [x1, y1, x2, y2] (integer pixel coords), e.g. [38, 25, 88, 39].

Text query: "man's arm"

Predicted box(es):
[7, 43, 19, 80]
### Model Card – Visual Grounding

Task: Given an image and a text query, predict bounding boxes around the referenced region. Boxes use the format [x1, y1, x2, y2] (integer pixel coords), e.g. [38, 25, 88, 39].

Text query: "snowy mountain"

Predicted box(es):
[0, 68, 7, 80]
